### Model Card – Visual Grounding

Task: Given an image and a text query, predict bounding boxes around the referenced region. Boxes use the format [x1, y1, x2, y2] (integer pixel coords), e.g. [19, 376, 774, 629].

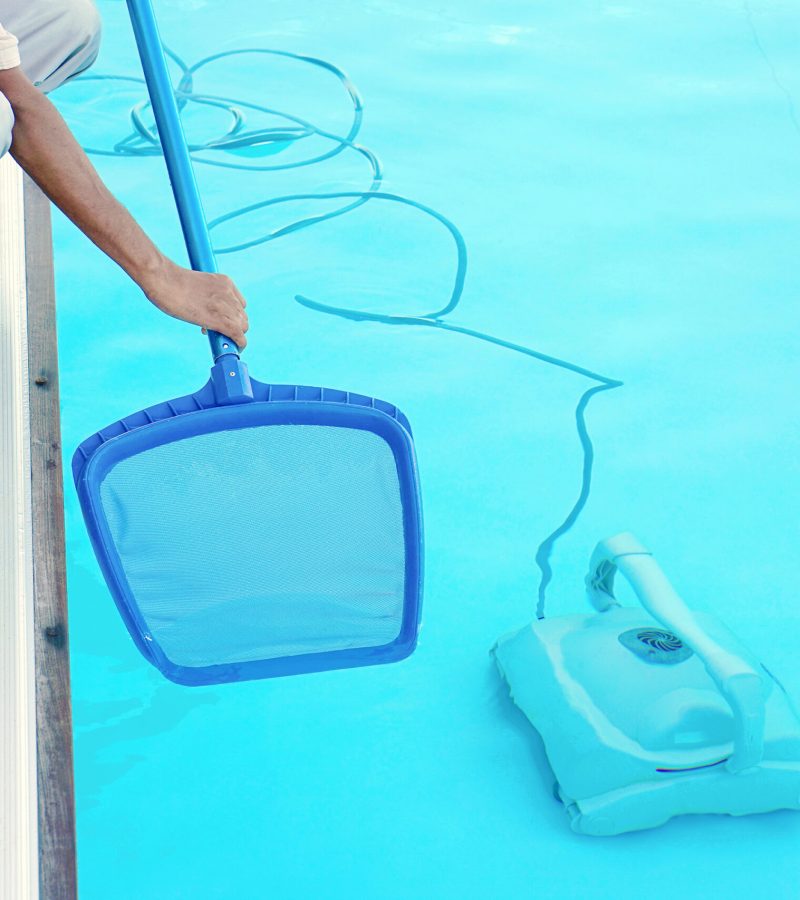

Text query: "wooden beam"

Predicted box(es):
[24, 173, 77, 900]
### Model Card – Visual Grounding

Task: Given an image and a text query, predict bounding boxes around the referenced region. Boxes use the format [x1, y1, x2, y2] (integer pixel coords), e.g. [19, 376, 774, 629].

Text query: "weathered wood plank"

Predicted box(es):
[23, 173, 77, 900]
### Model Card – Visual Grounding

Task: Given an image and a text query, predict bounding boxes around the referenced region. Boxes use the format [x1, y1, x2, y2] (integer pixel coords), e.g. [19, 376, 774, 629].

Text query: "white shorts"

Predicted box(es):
[0, 0, 101, 155]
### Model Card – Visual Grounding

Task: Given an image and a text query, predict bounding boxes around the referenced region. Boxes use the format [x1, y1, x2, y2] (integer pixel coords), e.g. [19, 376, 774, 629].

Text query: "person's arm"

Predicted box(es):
[0, 65, 248, 348]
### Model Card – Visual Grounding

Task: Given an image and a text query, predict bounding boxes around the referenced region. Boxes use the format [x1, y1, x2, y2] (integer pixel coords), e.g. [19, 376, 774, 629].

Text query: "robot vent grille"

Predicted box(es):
[618, 628, 694, 665]
[636, 630, 684, 652]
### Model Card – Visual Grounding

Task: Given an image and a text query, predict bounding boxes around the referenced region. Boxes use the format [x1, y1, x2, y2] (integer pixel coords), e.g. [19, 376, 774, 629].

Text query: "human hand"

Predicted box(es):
[0, 66, 249, 350]
[140, 259, 249, 349]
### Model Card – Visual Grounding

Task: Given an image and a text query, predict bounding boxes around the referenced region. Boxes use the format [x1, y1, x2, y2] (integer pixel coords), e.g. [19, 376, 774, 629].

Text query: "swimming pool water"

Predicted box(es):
[54, 1, 800, 896]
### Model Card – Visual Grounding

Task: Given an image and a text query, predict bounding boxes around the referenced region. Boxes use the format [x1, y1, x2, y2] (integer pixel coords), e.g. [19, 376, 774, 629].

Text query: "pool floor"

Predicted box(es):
[54, 1, 800, 896]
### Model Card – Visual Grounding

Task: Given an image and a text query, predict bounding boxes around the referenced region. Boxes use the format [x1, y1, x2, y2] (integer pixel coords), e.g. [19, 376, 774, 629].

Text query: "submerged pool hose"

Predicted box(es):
[70, 29, 623, 619]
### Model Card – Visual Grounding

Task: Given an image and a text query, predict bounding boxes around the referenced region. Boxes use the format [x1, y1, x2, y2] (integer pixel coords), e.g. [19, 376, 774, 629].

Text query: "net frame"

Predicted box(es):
[73, 378, 423, 685]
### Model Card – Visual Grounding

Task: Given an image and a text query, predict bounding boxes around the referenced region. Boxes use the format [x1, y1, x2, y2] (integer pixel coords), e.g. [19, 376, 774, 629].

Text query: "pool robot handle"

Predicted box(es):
[585, 532, 765, 773]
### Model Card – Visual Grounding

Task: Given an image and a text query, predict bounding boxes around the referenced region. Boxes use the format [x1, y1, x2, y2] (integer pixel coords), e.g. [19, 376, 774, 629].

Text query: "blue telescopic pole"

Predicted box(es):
[125, 0, 240, 362]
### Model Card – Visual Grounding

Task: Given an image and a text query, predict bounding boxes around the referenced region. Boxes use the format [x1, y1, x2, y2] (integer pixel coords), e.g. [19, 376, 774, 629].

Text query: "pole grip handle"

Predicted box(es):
[126, 0, 239, 360]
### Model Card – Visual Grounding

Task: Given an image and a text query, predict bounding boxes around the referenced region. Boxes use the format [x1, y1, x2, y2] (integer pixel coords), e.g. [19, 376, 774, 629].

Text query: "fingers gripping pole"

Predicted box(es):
[585, 532, 766, 773]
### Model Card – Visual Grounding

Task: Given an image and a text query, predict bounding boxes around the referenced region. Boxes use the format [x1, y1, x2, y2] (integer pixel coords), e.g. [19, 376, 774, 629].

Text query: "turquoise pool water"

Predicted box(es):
[54, 1, 800, 896]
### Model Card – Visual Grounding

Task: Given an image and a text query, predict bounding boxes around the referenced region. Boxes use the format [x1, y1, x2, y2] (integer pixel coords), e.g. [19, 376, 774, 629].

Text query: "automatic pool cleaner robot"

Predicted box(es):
[493, 532, 800, 835]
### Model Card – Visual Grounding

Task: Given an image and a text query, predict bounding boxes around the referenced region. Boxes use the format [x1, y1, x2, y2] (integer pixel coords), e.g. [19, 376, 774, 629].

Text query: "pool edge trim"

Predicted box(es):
[0, 156, 39, 900]
[23, 170, 78, 899]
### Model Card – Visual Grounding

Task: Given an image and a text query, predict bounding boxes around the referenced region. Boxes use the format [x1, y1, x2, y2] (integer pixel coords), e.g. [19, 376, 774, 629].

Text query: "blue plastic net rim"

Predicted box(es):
[72, 377, 415, 484]
[74, 395, 423, 685]
[158, 631, 420, 686]
[79, 399, 417, 485]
